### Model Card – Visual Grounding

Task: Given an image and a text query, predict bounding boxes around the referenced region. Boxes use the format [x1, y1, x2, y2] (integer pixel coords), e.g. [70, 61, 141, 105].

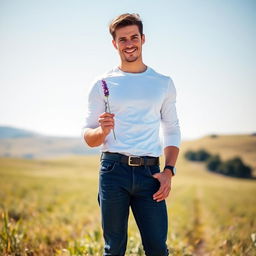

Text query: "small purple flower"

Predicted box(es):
[101, 79, 116, 140]
[101, 80, 109, 97]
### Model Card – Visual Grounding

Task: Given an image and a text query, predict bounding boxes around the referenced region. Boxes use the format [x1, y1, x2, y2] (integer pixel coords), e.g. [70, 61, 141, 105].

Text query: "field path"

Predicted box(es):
[192, 188, 207, 256]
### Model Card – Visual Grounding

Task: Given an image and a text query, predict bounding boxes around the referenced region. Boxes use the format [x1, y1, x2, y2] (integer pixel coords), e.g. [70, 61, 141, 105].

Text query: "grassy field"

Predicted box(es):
[0, 135, 256, 256]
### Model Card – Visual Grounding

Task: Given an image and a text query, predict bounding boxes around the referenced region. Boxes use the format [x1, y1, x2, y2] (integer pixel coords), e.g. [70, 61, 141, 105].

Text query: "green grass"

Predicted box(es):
[0, 137, 256, 255]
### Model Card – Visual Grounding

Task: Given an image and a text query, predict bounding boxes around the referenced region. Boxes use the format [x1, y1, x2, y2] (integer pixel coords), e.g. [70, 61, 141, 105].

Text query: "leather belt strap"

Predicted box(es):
[101, 152, 159, 167]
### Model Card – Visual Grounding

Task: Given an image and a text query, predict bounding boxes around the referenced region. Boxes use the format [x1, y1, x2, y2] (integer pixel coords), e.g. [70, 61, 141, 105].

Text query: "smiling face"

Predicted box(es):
[112, 25, 145, 64]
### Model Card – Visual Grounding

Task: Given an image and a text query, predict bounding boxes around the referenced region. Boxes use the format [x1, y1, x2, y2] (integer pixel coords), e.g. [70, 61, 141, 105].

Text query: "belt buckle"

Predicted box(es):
[128, 156, 142, 166]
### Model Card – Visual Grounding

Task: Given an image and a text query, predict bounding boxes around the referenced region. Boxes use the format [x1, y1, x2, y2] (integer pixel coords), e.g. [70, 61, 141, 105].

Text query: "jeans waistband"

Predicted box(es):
[101, 152, 160, 167]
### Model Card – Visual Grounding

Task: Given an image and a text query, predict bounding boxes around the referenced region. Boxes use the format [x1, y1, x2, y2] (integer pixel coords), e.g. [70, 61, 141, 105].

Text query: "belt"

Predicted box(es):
[101, 152, 159, 167]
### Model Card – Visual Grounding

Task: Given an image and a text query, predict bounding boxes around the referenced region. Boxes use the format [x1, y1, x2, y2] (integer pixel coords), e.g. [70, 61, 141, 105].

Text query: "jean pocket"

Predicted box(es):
[147, 165, 161, 176]
[100, 160, 117, 174]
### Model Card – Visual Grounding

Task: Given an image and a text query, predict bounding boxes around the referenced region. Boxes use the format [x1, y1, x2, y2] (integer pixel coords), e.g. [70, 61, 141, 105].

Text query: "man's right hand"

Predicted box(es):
[98, 112, 115, 136]
[84, 112, 115, 147]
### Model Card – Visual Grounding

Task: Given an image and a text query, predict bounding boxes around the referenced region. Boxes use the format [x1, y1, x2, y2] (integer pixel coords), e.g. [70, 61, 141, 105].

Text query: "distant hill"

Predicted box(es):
[181, 134, 256, 176]
[0, 126, 99, 158]
[1, 126, 255, 171]
[0, 126, 38, 139]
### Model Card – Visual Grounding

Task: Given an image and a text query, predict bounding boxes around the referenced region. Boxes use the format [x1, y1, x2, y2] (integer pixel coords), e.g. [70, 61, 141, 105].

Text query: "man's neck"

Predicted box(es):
[119, 62, 147, 73]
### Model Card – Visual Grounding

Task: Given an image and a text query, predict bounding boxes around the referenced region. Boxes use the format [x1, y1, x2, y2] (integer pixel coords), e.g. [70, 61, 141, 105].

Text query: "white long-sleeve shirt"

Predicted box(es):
[82, 66, 181, 157]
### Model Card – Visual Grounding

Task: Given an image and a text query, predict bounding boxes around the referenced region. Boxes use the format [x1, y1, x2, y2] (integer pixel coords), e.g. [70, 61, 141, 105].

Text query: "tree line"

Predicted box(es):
[184, 149, 252, 178]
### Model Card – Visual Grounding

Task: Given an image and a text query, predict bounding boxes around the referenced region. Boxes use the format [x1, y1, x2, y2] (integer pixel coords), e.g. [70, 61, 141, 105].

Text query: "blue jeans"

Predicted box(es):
[98, 158, 169, 256]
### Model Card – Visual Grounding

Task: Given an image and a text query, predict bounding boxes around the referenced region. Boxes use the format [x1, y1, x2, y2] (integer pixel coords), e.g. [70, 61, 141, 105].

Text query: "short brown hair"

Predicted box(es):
[109, 13, 143, 40]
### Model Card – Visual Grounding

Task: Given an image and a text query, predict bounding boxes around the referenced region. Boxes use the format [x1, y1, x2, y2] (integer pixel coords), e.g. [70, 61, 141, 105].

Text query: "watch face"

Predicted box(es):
[173, 167, 176, 175]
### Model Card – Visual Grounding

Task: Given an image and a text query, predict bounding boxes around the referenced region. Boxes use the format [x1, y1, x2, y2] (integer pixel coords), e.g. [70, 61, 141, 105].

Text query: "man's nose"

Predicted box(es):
[125, 40, 133, 47]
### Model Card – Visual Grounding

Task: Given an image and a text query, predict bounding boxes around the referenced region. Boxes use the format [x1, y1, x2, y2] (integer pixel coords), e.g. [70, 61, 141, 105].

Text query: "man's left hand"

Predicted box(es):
[152, 169, 173, 202]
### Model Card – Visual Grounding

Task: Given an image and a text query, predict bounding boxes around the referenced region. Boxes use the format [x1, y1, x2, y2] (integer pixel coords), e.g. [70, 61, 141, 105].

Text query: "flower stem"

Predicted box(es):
[106, 97, 116, 140]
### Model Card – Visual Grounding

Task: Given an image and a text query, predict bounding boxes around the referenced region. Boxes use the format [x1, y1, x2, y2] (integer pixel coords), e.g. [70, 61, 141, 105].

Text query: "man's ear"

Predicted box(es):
[141, 34, 145, 45]
[112, 39, 118, 49]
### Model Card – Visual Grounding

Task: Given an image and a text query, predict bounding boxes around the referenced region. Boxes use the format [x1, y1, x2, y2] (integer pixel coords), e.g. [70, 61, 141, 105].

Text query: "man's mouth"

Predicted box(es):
[124, 48, 137, 54]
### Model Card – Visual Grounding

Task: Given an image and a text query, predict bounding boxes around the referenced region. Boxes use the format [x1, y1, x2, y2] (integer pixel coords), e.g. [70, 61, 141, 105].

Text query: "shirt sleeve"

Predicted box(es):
[160, 78, 181, 148]
[81, 80, 105, 143]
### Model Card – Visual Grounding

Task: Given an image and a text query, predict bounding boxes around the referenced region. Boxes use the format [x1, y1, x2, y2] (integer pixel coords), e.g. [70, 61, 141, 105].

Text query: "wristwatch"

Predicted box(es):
[164, 165, 176, 176]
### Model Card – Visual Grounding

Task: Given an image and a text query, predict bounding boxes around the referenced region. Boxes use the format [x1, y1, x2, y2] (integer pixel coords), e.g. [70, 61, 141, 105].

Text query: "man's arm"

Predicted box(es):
[152, 78, 181, 202]
[84, 112, 115, 147]
[82, 80, 113, 147]
[163, 145, 179, 176]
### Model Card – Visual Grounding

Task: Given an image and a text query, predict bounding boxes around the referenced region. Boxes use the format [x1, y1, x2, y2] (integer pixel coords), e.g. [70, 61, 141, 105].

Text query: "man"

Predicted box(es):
[82, 13, 181, 256]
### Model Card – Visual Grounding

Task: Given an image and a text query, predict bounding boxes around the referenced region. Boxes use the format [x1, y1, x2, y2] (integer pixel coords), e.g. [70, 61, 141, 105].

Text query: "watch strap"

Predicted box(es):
[164, 165, 176, 176]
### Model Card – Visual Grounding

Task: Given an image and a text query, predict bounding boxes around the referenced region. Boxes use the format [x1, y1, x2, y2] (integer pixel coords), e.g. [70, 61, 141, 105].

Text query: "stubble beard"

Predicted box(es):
[125, 56, 138, 62]
[122, 48, 141, 63]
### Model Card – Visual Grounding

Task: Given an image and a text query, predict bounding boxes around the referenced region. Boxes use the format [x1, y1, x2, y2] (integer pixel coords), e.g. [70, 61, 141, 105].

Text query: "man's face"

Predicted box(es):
[112, 25, 145, 63]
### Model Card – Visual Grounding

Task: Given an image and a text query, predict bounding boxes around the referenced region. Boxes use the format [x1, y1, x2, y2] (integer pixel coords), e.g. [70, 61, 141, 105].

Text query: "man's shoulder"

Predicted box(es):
[91, 66, 174, 87]
[149, 67, 169, 78]
[88, 68, 118, 89]
[94, 67, 120, 81]
[149, 67, 174, 86]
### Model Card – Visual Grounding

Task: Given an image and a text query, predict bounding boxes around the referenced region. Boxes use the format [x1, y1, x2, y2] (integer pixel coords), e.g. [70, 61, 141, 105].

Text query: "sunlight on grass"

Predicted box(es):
[0, 150, 255, 255]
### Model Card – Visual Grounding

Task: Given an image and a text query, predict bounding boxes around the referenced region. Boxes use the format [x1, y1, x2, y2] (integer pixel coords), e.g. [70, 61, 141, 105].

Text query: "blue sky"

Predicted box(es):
[0, 0, 255, 140]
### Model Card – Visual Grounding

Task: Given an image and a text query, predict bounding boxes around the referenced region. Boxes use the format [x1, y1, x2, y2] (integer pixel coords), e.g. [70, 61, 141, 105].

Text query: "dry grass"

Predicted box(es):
[0, 134, 256, 255]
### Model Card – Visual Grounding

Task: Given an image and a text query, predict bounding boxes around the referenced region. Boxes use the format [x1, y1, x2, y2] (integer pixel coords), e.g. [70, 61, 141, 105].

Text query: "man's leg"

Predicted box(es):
[98, 161, 131, 256]
[131, 165, 169, 256]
